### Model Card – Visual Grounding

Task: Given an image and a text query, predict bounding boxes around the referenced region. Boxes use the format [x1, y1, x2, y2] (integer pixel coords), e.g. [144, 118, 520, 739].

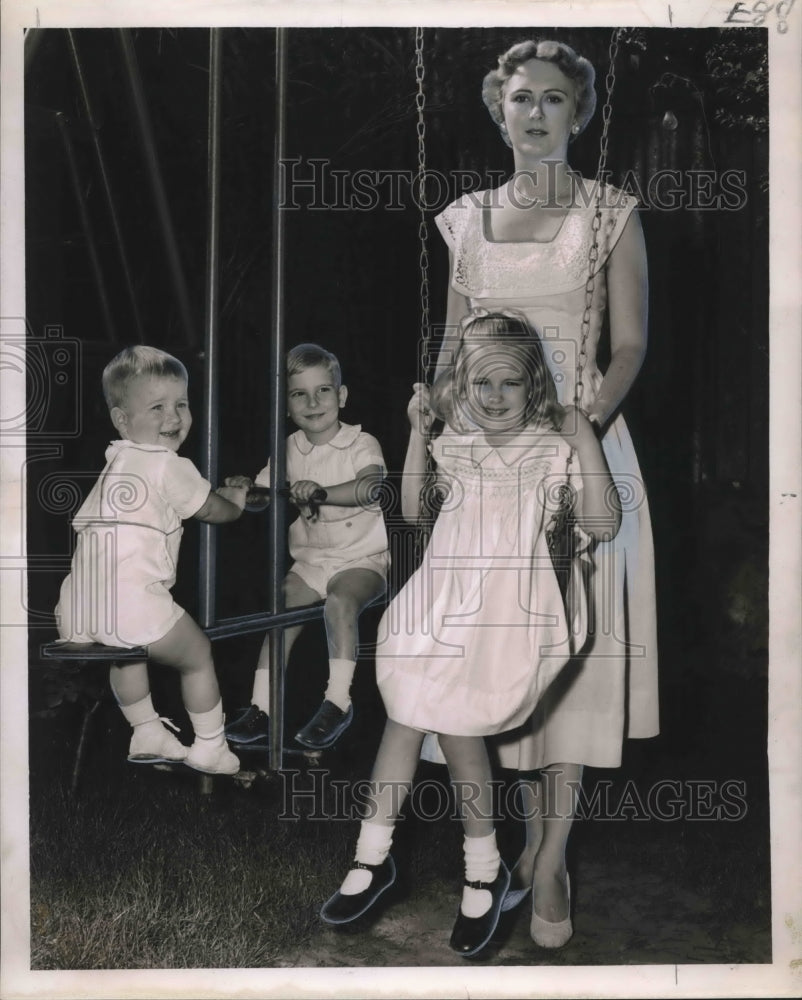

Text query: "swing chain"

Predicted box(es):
[413, 26, 439, 558]
[549, 29, 621, 592]
[415, 26, 431, 378]
[568, 27, 621, 476]
[597, 28, 620, 190]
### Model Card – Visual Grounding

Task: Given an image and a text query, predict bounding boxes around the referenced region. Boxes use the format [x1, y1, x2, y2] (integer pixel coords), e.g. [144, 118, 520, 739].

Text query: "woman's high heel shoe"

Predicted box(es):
[530, 874, 573, 948]
[500, 856, 531, 913]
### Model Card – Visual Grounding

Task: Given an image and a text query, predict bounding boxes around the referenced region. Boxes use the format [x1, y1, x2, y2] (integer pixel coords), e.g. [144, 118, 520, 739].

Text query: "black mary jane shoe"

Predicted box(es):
[295, 700, 354, 750]
[449, 860, 510, 958]
[320, 857, 396, 925]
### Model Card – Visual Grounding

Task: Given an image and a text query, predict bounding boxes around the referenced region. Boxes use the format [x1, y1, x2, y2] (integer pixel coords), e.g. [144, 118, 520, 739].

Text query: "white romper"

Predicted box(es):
[55, 439, 211, 648]
[255, 422, 389, 598]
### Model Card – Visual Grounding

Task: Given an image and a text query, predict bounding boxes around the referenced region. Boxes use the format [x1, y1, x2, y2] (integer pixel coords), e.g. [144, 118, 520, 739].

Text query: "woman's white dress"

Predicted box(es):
[432, 183, 659, 768]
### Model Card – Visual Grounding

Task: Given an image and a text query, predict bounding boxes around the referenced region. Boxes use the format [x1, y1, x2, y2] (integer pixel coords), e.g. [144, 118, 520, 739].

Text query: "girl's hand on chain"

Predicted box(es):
[407, 382, 433, 435]
[556, 404, 597, 445]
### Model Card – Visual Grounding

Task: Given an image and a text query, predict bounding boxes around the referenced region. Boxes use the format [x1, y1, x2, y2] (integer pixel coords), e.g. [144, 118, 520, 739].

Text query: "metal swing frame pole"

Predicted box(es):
[199, 27, 223, 629]
[66, 30, 146, 344]
[117, 29, 197, 348]
[267, 28, 289, 772]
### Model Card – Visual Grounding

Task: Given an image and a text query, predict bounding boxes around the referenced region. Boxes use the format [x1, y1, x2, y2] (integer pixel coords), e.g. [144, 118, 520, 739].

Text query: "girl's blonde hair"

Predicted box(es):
[102, 345, 188, 409]
[431, 310, 561, 433]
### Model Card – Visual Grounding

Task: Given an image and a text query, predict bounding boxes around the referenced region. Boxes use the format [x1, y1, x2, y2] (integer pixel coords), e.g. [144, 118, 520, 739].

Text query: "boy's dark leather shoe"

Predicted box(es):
[449, 860, 510, 958]
[320, 857, 396, 925]
[225, 706, 270, 744]
[295, 700, 353, 750]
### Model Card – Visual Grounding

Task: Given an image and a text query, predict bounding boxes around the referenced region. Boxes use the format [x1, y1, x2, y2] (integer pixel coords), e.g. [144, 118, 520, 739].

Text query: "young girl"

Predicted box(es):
[320, 311, 620, 957]
[55, 346, 247, 775]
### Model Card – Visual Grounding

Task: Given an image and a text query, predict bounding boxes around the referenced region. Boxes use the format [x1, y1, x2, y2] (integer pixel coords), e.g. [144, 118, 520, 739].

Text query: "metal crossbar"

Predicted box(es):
[40, 589, 386, 658]
[37, 589, 386, 793]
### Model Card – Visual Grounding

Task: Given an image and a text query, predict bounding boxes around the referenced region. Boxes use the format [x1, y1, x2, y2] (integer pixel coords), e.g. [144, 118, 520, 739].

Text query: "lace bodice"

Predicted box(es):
[431, 429, 574, 506]
[435, 183, 637, 300]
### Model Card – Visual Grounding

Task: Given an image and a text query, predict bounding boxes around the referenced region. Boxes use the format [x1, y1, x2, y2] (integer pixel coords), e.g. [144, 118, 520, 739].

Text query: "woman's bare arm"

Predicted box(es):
[586, 211, 649, 429]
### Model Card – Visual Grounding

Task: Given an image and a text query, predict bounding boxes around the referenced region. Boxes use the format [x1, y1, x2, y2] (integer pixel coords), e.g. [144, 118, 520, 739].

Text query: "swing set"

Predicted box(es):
[35, 26, 622, 790]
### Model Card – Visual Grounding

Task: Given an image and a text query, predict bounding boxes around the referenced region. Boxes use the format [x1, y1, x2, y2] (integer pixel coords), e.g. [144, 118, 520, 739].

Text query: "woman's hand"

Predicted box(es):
[224, 474, 254, 489]
[407, 382, 433, 436]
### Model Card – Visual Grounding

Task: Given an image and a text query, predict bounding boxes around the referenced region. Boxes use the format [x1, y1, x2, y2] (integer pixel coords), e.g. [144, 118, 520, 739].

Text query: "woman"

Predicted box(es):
[431, 38, 659, 948]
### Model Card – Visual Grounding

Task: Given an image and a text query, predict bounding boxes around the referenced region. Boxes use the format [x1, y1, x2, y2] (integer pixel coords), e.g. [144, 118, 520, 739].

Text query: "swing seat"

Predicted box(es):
[37, 641, 151, 796]
[41, 641, 147, 661]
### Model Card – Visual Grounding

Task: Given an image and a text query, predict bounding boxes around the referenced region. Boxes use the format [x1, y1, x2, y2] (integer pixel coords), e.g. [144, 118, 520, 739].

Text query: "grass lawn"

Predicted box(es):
[28, 660, 771, 970]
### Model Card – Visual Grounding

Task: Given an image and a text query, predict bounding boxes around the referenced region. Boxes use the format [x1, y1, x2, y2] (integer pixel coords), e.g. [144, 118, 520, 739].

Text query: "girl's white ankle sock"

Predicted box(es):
[461, 831, 501, 918]
[251, 666, 271, 714]
[118, 694, 159, 728]
[187, 700, 226, 745]
[341, 820, 394, 895]
[324, 659, 356, 712]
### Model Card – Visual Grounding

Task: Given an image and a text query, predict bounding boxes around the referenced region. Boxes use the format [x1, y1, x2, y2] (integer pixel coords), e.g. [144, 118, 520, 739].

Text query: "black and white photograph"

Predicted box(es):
[1, 1, 800, 997]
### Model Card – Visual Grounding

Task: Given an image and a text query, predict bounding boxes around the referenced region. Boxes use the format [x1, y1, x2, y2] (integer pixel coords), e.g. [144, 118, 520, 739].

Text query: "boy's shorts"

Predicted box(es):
[290, 550, 389, 600]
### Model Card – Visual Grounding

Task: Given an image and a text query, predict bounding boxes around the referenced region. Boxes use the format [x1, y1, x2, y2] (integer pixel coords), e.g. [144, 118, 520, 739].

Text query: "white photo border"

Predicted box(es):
[2, 2, 800, 998]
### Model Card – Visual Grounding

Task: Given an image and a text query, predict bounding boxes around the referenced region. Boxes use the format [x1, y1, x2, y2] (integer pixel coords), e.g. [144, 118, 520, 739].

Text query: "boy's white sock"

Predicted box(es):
[461, 831, 501, 918]
[324, 659, 356, 712]
[341, 820, 394, 895]
[117, 694, 159, 728]
[251, 667, 271, 715]
[187, 700, 226, 746]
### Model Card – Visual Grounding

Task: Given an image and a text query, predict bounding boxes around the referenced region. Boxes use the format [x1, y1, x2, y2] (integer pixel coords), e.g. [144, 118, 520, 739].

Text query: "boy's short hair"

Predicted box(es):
[287, 343, 342, 387]
[102, 345, 188, 409]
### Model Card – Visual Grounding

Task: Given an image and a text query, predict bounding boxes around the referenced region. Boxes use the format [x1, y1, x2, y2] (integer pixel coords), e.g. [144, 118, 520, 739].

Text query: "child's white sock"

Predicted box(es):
[324, 659, 356, 712]
[341, 820, 394, 895]
[187, 700, 226, 746]
[251, 667, 271, 715]
[117, 694, 159, 728]
[461, 831, 501, 918]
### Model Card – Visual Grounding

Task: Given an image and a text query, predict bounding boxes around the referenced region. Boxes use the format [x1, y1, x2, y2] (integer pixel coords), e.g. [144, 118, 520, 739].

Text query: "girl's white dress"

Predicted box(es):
[375, 428, 589, 738]
[55, 439, 211, 648]
[433, 183, 659, 768]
